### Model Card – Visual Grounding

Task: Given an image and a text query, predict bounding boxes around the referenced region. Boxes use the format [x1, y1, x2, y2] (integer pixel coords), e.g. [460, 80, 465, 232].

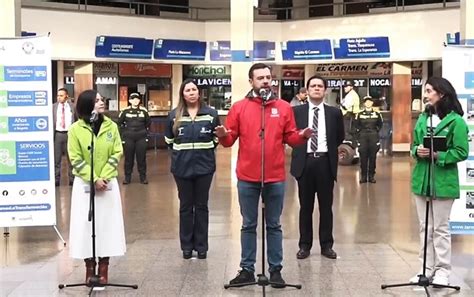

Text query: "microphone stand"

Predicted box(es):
[224, 92, 302, 296]
[381, 107, 460, 296]
[59, 118, 138, 295]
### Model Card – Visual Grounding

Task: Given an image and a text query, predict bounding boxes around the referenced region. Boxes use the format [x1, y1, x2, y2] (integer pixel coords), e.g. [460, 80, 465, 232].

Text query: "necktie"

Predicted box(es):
[61, 103, 66, 130]
[310, 107, 319, 152]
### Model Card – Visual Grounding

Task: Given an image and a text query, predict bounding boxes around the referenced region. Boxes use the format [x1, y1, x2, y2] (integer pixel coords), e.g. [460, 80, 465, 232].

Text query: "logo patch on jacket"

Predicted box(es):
[270, 108, 280, 117]
[200, 127, 212, 134]
[106, 131, 113, 141]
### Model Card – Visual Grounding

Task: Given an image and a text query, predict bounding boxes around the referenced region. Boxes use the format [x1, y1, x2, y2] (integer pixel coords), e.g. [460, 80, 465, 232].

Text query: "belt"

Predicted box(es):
[307, 152, 328, 158]
[55, 130, 68, 133]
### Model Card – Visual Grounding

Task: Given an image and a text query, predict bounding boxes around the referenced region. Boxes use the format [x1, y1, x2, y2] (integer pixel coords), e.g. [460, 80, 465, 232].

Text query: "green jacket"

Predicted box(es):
[67, 116, 123, 182]
[411, 111, 468, 199]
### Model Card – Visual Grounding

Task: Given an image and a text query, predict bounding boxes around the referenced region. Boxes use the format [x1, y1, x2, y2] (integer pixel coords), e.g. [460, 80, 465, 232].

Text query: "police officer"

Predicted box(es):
[355, 96, 383, 184]
[118, 93, 151, 184]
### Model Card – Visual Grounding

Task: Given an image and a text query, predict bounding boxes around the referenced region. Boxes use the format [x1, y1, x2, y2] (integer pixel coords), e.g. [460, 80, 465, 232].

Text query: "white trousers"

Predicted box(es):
[414, 195, 454, 278]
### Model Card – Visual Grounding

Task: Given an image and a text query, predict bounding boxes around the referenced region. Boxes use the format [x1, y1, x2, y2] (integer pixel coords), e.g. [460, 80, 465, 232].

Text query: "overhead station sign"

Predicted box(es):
[153, 39, 206, 60]
[281, 39, 332, 60]
[334, 37, 390, 59]
[95, 36, 154, 59]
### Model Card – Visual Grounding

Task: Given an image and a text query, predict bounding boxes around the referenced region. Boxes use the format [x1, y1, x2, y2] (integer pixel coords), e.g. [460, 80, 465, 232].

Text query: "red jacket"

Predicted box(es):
[219, 92, 306, 183]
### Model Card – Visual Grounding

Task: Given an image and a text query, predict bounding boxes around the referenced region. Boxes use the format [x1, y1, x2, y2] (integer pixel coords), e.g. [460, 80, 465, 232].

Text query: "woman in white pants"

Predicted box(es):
[410, 77, 468, 286]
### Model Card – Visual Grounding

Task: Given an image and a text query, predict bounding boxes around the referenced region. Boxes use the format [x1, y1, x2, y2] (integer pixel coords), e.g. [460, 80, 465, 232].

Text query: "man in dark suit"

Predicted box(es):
[290, 75, 345, 260]
[52, 88, 76, 186]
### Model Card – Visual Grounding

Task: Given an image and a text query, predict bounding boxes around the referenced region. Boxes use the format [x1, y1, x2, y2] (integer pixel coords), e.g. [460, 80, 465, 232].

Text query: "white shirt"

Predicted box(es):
[307, 100, 328, 153]
[341, 89, 360, 114]
[55, 102, 73, 131]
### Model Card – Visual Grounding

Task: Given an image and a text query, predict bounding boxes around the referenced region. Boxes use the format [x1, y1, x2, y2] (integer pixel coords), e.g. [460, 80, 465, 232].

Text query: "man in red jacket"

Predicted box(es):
[215, 63, 312, 288]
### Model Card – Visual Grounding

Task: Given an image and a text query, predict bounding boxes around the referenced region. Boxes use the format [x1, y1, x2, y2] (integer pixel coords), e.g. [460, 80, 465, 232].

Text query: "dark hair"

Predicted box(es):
[306, 75, 327, 90]
[426, 77, 463, 119]
[248, 63, 271, 79]
[129, 93, 141, 100]
[58, 88, 68, 95]
[173, 79, 204, 134]
[76, 89, 97, 121]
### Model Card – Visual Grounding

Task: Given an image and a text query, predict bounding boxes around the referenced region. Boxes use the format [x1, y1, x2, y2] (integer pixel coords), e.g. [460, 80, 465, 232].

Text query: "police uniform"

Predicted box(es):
[118, 104, 151, 184]
[355, 98, 383, 183]
[164, 106, 220, 256]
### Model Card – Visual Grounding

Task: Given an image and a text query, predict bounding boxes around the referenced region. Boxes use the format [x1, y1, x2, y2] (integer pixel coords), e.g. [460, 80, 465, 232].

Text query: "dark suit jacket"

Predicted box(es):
[290, 103, 345, 181]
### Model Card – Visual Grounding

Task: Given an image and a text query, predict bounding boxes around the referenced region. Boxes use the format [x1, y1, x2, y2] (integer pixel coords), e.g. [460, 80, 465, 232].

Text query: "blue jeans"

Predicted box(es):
[237, 180, 285, 273]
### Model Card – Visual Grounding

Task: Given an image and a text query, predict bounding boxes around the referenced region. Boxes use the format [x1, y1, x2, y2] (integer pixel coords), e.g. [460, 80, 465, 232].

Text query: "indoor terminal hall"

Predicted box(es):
[0, 0, 474, 296]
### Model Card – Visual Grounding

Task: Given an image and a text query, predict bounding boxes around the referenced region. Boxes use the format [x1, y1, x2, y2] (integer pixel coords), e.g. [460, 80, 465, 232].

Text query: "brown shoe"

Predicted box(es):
[84, 258, 96, 286]
[296, 249, 310, 259]
[98, 257, 109, 285]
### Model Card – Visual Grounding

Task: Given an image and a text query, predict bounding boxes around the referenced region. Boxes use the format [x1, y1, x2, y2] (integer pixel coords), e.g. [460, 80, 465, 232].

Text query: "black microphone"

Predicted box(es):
[259, 88, 269, 101]
[424, 103, 435, 115]
[90, 110, 99, 123]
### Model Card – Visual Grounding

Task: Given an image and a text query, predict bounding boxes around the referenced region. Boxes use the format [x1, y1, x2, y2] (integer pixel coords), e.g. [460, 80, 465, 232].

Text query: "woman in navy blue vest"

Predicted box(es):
[165, 79, 220, 259]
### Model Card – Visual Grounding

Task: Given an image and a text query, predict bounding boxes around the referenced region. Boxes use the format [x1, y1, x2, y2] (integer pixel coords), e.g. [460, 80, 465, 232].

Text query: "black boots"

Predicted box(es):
[123, 175, 131, 185]
[123, 175, 148, 184]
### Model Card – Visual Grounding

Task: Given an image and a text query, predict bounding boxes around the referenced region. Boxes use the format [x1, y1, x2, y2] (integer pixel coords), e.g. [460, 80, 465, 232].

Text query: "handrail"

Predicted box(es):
[22, 0, 459, 21]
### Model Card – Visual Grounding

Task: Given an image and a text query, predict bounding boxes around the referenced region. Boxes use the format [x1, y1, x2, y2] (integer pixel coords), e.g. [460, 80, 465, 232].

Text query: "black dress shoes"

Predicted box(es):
[369, 177, 376, 183]
[359, 179, 367, 184]
[296, 249, 310, 259]
[197, 251, 207, 259]
[321, 248, 337, 259]
[182, 250, 192, 259]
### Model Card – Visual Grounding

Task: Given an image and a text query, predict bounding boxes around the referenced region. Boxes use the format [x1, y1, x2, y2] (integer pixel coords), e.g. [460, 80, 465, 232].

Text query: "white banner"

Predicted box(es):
[0, 36, 56, 227]
[442, 46, 474, 234]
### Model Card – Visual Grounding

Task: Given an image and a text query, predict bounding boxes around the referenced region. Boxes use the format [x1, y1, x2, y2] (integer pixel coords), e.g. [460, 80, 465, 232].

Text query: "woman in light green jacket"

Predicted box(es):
[410, 77, 468, 286]
[68, 90, 125, 286]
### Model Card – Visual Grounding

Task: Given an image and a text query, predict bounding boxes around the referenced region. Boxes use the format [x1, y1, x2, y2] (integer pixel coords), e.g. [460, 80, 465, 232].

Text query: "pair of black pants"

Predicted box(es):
[358, 132, 379, 179]
[174, 173, 214, 252]
[123, 131, 147, 178]
[54, 131, 73, 183]
[297, 155, 334, 250]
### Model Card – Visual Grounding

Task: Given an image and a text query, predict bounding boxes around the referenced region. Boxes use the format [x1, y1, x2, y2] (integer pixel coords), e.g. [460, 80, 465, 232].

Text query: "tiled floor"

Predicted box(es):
[1, 148, 473, 296]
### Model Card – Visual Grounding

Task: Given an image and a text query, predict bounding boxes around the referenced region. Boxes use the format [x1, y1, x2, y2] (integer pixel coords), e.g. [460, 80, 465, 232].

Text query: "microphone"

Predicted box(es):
[424, 103, 435, 115]
[89, 110, 99, 123]
[259, 88, 269, 101]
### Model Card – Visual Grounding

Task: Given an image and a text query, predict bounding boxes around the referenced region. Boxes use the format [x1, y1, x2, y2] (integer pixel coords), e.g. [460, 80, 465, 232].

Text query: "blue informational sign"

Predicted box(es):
[154, 39, 206, 60]
[0, 204, 52, 213]
[281, 40, 332, 60]
[458, 94, 474, 101]
[446, 32, 460, 45]
[0, 141, 50, 182]
[465, 72, 474, 89]
[0, 91, 48, 108]
[209, 40, 274, 61]
[2, 66, 47, 82]
[3, 116, 49, 133]
[254, 41, 275, 61]
[209, 41, 231, 61]
[334, 37, 390, 59]
[21, 31, 37, 37]
[95, 36, 154, 59]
